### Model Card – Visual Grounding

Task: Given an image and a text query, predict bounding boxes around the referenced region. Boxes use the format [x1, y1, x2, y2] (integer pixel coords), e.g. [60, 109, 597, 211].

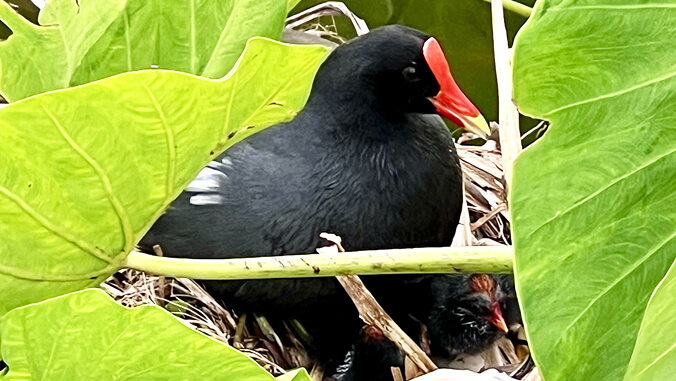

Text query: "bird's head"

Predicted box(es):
[427, 274, 510, 356]
[466, 274, 509, 334]
[310, 25, 490, 138]
[339, 325, 404, 381]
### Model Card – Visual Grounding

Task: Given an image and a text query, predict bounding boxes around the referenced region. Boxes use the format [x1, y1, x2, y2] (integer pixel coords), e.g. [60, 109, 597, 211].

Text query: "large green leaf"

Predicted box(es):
[0, 289, 290, 380]
[625, 258, 676, 380]
[0, 37, 329, 316]
[511, 1, 676, 381]
[0, 0, 287, 101]
[292, 0, 536, 129]
[276, 369, 312, 381]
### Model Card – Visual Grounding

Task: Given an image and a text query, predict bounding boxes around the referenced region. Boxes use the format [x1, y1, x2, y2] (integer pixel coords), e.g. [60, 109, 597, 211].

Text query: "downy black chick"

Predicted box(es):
[336, 274, 517, 381]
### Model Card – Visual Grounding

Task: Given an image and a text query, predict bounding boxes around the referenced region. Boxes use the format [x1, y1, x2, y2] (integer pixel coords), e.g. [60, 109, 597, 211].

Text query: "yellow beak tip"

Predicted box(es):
[468, 114, 491, 139]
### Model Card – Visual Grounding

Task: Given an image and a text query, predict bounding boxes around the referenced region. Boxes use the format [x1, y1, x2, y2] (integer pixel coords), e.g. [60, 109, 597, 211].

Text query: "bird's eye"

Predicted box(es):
[402, 66, 420, 83]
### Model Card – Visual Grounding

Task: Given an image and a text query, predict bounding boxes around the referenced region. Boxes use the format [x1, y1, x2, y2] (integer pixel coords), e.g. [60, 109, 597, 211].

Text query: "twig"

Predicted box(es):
[491, 0, 522, 190]
[520, 121, 547, 143]
[285, 2, 369, 36]
[392, 367, 405, 381]
[470, 204, 507, 232]
[521, 367, 541, 381]
[452, 190, 474, 246]
[337, 276, 438, 374]
[319, 234, 438, 375]
[123, 245, 513, 280]
[309, 365, 324, 381]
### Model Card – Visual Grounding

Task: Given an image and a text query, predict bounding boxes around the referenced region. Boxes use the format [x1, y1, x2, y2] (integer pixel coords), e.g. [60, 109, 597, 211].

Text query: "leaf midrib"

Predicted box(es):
[544, 69, 676, 116]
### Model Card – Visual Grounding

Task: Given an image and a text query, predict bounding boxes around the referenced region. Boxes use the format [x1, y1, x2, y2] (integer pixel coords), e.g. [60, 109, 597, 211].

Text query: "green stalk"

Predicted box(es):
[483, 0, 532, 18]
[122, 246, 514, 280]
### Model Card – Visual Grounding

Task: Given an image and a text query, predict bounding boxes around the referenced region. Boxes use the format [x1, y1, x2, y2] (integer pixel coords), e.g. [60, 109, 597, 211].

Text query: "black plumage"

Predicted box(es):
[141, 25, 497, 370]
[336, 325, 404, 381]
[426, 274, 514, 357]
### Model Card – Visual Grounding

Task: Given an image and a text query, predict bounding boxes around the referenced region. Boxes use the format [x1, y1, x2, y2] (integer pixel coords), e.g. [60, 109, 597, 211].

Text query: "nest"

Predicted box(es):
[457, 131, 511, 246]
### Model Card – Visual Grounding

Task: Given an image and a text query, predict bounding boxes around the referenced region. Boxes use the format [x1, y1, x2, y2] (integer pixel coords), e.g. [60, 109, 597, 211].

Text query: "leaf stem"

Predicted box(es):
[482, 0, 532, 18]
[122, 246, 514, 280]
[491, 0, 522, 189]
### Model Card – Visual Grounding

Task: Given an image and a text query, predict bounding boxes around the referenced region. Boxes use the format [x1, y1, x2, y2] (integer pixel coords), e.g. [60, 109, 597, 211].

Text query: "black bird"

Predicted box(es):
[141, 25, 492, 367]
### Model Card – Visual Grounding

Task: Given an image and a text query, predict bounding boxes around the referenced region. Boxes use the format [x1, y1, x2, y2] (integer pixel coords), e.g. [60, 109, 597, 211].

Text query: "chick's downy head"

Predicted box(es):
[428, 274, 512, 356]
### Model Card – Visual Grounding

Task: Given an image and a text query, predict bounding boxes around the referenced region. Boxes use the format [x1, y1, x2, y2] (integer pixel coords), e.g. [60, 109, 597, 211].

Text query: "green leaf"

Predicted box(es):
[0, 289, 279, 380]
[0, 0, 40, 40]
[625, 258, 676, 380]
[0, 0, 287, 101]
[291, 0, 536, 128]
[511, 1, 676, 381]
[276, 369, 312, 381]
[0, 38, 330, 316]
[287, 0, 302, 12]
[0, 1, 69, 102]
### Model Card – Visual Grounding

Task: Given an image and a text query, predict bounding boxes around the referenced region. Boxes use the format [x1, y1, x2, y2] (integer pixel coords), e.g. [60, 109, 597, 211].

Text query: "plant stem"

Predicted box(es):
[483, 0, 532, 18]
[122, 246, 514, 280]
[492, 0, 522, 189]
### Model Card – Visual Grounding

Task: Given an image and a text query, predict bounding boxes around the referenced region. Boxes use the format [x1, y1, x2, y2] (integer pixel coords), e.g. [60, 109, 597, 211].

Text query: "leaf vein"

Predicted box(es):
[219, 68, 239, 146]
[41, 320, 66, 379]
[525, 145, 676, 240]
[544, 70, 676, 116]
[190, 0, 197, 73]
[141, 82, 176, 196]
[637, 342, 676, 376]
[553, 230, 676, 349]
[123, 10, 132, 71]
[41, 105, 134, 251]
[0, 185, 111, 263]
[0, 262, 116, 281]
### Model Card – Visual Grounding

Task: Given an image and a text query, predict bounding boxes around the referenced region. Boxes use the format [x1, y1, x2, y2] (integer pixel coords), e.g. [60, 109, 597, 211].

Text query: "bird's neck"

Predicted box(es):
[301, 90, 409, 140]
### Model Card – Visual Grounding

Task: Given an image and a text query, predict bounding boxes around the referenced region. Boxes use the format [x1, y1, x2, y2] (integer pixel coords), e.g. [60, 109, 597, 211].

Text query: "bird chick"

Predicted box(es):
[426, 274, 512, 357]
[337, 325, 404, 381]
[336, 274, 518, 380]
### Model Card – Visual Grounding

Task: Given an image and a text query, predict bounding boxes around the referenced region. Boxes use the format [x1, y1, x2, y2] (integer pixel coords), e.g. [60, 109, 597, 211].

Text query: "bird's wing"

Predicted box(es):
[140, 124, 321, 259]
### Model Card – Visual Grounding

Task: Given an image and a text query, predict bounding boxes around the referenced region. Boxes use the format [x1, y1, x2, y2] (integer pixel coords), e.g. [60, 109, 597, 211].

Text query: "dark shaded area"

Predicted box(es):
[336, 326, 404, 381]
[0, 0, 40, 40]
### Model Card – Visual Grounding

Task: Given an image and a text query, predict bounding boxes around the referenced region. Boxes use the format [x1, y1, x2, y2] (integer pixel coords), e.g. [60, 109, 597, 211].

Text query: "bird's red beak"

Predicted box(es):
[490, 302, 509, 333]
[422, 38, 490, 139]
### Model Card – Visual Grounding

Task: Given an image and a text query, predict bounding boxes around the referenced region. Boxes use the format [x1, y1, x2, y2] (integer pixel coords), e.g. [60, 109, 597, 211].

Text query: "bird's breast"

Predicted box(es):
[295, 137, 462, 251]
